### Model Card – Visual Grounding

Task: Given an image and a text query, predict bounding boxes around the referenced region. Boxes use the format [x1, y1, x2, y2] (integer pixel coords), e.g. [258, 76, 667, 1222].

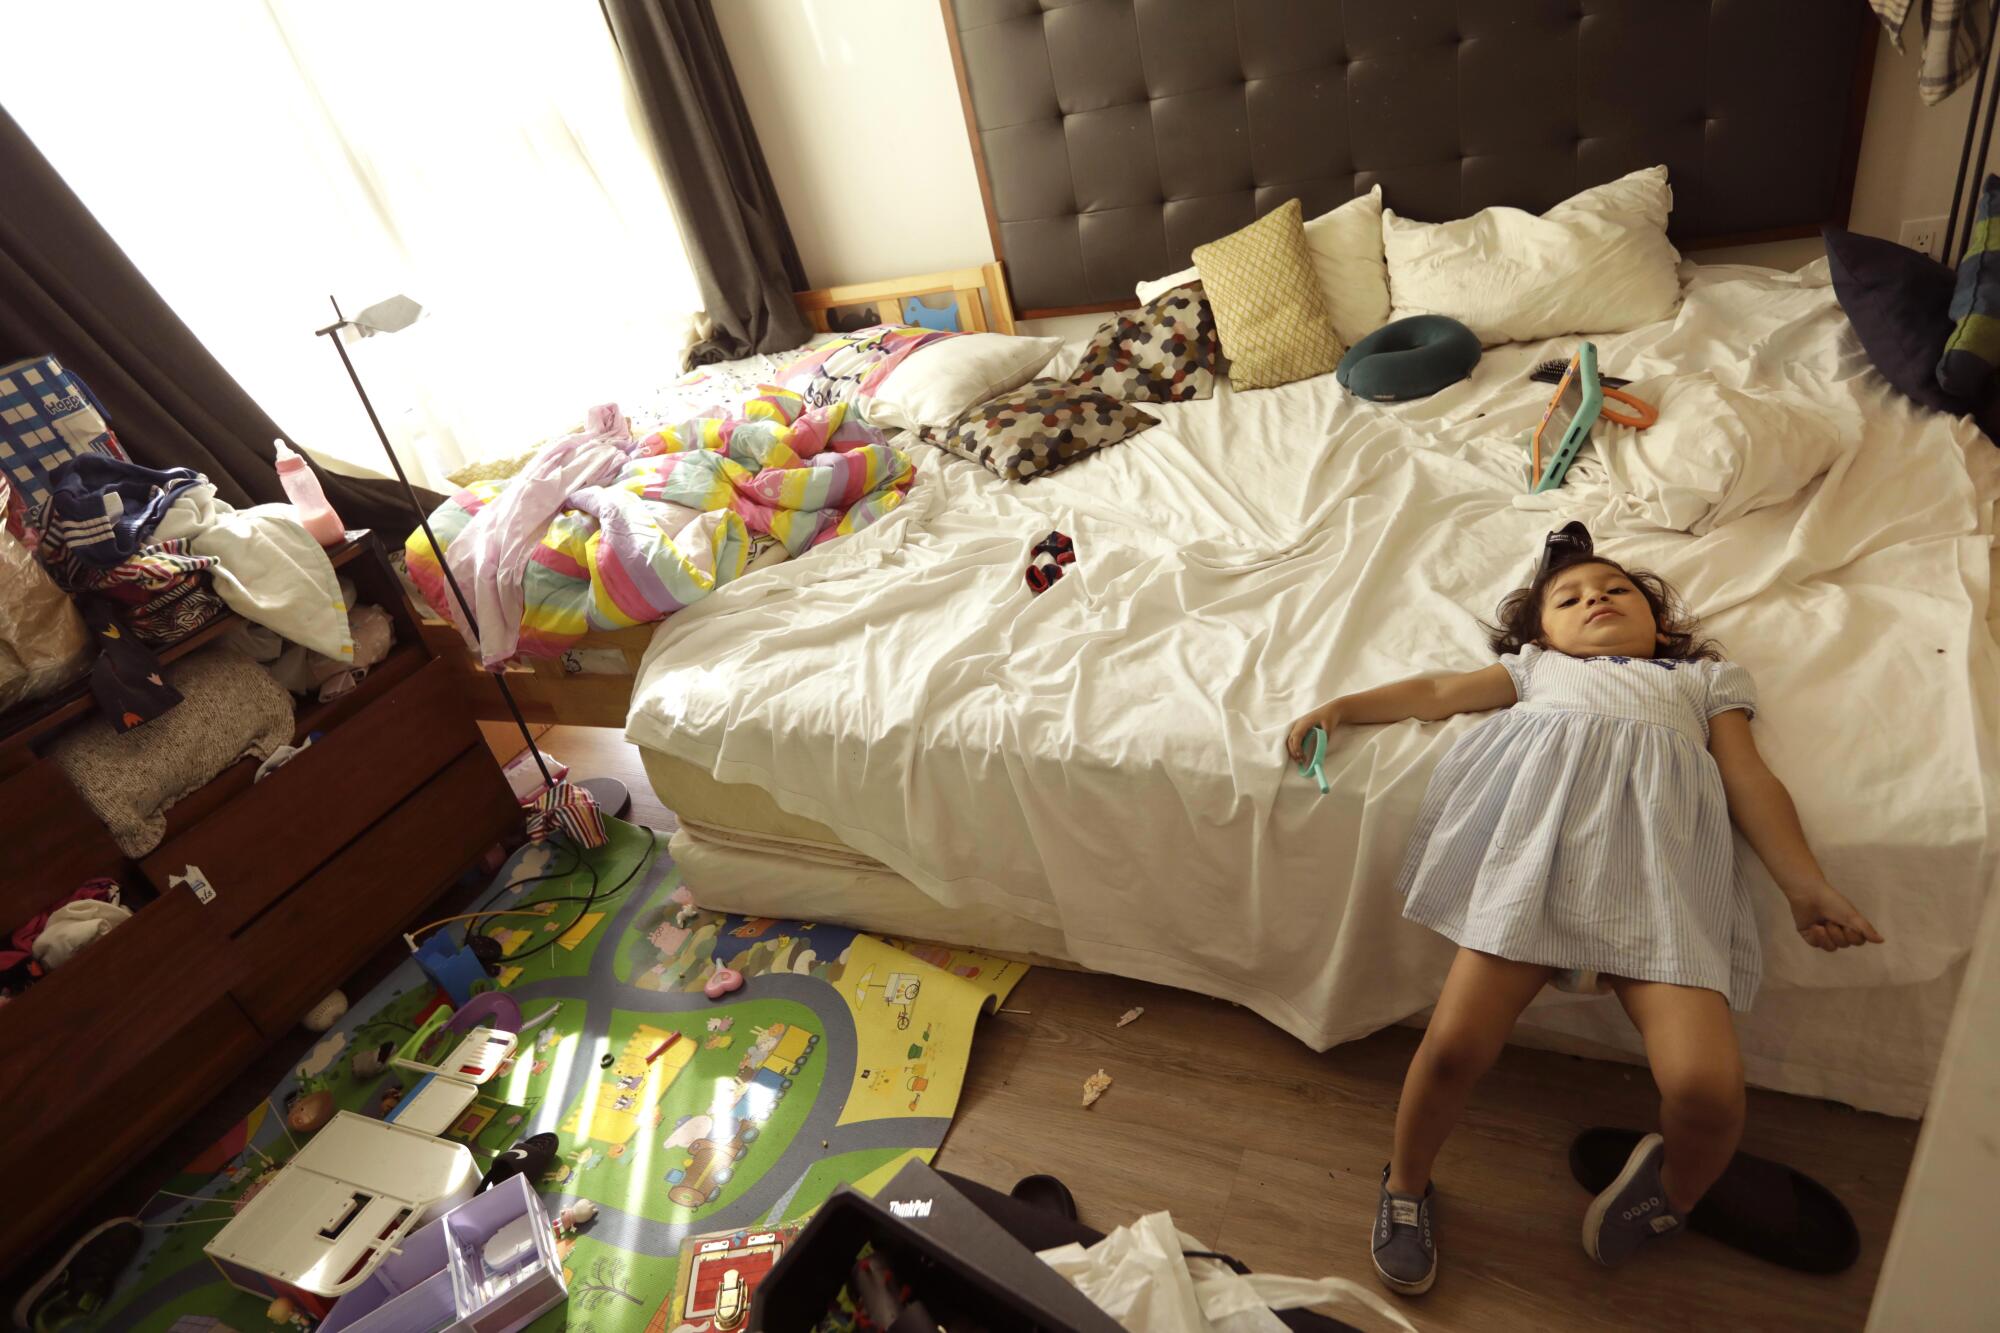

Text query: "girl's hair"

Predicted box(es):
[1486, 556, 1720, 661]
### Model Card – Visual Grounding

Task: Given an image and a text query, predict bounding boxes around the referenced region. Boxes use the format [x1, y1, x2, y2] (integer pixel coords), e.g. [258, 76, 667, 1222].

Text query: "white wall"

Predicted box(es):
[1866, 874, 2000, 1330]
[714, 0, 990, 286]
[722, 4, 1981, 288]
[1850, 27, 1981, 246]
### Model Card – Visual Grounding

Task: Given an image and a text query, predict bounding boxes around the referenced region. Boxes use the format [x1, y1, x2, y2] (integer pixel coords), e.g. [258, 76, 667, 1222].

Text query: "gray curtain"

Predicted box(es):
[599, 0, 811, 364]
[0, 106, 438, 540]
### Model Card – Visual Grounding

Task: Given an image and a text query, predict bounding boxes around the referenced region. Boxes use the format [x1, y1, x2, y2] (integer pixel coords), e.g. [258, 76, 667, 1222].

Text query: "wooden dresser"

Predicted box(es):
[0, 532, 518, 1274]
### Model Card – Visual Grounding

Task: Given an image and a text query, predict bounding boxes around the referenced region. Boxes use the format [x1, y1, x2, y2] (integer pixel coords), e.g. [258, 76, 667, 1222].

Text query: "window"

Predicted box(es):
[6, 0, 702, 489]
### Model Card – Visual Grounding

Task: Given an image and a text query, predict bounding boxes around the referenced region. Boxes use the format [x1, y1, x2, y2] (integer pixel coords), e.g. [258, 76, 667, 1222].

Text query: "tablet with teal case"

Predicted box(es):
[1528, 341, 1658, 492]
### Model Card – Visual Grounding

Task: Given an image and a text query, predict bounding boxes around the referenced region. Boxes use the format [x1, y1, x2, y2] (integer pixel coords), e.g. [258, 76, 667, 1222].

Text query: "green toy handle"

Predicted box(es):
[1298, 725, 1330, 795]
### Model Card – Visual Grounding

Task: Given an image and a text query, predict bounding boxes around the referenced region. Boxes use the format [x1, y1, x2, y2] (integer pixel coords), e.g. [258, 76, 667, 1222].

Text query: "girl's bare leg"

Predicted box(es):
[1388, 949, 1555, 1193]
[1609, 977, 1745, 1211]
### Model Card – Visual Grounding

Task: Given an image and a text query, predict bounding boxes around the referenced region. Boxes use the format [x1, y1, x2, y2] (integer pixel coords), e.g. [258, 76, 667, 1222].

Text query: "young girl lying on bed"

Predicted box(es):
[1284, 529, 1882, 1296]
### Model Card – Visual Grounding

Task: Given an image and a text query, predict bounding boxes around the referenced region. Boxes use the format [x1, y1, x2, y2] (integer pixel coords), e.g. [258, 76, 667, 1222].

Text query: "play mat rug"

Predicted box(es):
[94, 818, 1026, 1332]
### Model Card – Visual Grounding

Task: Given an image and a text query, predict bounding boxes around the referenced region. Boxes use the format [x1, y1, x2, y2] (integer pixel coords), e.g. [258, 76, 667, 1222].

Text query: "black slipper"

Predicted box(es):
[479, 1131, 560, 1193]
[1569, 1127, 1859, 1273]
[1009, 1173, 1079, 1221]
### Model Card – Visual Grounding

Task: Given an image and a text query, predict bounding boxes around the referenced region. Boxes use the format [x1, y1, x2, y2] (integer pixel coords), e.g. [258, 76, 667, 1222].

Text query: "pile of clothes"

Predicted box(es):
[230, 591, 395, 704]
[0, 879, 129, 1002]
[32, 455, 361, 732]
[50, 644, 298, 856]
[38, 456, 354, 659]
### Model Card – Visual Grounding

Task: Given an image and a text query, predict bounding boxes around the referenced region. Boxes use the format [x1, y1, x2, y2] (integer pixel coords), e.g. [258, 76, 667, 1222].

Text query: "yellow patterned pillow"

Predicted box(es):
[1192, 199, 1345, 390]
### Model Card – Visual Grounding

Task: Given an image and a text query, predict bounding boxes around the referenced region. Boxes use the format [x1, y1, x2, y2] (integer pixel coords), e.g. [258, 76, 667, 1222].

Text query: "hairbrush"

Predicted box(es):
[1530, 358, 1630, 389]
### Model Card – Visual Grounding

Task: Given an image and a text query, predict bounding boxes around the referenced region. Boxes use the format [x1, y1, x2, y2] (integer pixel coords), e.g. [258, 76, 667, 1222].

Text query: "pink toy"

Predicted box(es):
[703, 967, 744, 1000]
[554, 1200, 597, 1238]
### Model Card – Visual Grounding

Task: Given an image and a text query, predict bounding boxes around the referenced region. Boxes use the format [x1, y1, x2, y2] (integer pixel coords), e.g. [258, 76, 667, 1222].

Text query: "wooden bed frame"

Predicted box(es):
[423, 261, 1018, 729]
[797, 259, 1014, 335]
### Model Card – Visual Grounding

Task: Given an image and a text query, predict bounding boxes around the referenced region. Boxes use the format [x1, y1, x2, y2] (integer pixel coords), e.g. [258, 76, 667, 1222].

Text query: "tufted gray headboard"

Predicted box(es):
[942, 0, 1875, 316]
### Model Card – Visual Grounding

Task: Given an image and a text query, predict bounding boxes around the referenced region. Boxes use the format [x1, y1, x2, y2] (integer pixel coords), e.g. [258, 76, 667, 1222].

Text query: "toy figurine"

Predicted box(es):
[285, 1079, 336, 1135]
[553, 1199, 597, 1239]
[350, 1039, 397, 1080]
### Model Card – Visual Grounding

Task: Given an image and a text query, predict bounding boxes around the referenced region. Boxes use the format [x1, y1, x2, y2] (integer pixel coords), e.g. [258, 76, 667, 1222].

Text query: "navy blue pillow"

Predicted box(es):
[1824, 226, 1998, 443]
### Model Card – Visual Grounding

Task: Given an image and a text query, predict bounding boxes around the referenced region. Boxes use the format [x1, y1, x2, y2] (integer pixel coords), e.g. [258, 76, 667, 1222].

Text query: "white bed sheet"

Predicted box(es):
[627, 262, 2000, 1112]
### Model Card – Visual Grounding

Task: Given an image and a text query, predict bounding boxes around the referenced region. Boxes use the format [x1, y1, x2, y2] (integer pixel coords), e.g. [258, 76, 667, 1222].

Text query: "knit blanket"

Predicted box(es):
[406, 389, 916, 661]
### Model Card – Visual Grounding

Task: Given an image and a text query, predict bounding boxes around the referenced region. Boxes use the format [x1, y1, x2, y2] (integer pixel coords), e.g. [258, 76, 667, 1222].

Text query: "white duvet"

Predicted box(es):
[628, 262, 2000, 1067]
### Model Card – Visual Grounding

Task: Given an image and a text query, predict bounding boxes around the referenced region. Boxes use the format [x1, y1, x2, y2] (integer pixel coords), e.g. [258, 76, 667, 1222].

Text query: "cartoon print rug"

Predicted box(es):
[96, 817, 1025, 1332]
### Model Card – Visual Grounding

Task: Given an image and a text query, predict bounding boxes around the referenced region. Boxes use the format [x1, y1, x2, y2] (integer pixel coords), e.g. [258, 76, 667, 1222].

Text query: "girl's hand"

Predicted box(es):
[1286, 705, 1339, 762]
[1787, 883, 1884, 952]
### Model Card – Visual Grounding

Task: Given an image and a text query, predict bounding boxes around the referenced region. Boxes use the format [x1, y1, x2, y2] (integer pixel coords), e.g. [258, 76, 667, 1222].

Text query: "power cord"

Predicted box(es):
[478, 828, 656, 965]
[402, 838, 594, 946]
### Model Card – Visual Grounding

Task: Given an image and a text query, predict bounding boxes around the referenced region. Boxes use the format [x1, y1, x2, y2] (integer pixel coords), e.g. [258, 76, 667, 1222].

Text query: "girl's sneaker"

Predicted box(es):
[1583, 1132, 1686, 1265]
[1370, 1167, 1437, 1294]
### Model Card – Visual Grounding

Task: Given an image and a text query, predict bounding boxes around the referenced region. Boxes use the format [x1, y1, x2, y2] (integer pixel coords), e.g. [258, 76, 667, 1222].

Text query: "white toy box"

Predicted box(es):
[203, 1113, 479, 1317]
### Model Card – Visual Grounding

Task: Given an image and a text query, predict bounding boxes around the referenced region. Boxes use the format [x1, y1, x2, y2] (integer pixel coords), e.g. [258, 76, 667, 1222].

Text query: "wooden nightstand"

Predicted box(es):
[0, 531, 520, 1275]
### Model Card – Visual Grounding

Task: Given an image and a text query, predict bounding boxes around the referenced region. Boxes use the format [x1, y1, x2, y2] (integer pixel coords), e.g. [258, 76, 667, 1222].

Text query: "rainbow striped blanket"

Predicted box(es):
[406, 388, 915, 661]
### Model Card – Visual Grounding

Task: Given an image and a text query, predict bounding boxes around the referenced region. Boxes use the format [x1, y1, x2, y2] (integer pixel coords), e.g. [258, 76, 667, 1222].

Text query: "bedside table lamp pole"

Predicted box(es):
[312, 296, 626, 818]
[1945, 0, 2000, 266]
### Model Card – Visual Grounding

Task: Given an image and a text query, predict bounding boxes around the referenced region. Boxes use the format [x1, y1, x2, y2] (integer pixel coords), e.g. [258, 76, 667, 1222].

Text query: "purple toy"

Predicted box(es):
[316, 1174, 565, 1333]
[444, 991, 523, 1036]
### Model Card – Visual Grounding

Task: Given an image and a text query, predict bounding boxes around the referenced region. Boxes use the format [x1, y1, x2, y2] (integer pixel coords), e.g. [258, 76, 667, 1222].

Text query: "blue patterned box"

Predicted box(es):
[0, 354, 124, 530]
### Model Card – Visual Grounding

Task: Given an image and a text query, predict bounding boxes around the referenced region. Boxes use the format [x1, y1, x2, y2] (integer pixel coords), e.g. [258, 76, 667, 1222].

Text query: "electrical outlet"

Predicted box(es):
[1900, 215, 1948, 260]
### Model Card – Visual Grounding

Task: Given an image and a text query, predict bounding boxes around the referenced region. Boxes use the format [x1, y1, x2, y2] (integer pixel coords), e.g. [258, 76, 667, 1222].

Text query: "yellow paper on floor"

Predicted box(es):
[838, 935, 1024, 1127]
[879, 936, 1030, 1012]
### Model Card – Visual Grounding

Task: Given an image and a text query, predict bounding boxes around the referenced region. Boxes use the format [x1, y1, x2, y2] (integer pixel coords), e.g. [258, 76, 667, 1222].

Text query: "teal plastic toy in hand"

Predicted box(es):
[1298, 724, 1330, 795]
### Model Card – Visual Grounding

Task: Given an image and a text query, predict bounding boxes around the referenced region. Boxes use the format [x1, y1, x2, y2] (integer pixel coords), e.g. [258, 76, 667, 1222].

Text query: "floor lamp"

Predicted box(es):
[313, 296, 629, 819]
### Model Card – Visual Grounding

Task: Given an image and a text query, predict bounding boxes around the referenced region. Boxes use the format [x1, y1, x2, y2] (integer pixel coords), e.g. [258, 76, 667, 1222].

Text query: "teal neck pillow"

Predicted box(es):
[1336, 315, 1481, 401]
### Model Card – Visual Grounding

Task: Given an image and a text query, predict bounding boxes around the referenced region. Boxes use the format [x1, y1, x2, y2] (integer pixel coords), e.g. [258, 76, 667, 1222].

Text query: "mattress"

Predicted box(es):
[661, 816, 1968, 1119]
[627, 261, 2000, 1117]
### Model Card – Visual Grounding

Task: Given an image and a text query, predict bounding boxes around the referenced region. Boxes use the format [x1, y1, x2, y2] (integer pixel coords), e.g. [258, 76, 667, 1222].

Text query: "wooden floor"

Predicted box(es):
[940, 970, 1915, 1333]
[524, 724, 1919, 1333]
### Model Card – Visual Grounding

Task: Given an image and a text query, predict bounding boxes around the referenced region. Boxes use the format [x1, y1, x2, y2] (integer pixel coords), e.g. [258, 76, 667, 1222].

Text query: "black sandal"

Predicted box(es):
[479, 1131, 560, 1194]
[1009, 1173, 1079, 1221]
[1569, 1127, 1859, 1273]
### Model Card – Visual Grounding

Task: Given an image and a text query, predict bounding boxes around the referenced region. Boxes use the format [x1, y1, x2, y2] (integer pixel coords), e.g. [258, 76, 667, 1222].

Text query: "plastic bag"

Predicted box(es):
[1039, 1212, 1416, 1333]
[1196, 1266, 1417, 1333]
[0, 522, 89, 710]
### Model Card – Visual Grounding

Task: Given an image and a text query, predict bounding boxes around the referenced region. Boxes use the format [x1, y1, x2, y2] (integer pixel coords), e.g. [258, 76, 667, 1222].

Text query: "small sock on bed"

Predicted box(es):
[1025, 530, 1074, 594]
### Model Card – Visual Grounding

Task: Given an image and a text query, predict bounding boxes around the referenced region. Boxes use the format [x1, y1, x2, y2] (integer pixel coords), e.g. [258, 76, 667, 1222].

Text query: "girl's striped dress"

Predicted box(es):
[1394, 644, 1762, 1010]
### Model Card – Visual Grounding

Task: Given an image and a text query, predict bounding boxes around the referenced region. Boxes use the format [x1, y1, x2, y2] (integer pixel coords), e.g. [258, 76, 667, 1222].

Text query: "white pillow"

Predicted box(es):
[857, 333, 1060, 432]
[1134, 266, 1198, 308]
[1594, 374, 1860, 535]
[1133, 187, 1390, 348]
[1383, 167, 1682, 347]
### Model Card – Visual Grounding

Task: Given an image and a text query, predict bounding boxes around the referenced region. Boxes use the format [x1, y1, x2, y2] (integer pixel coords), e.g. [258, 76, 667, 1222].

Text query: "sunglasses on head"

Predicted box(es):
[1534, 522, 1594, 584]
